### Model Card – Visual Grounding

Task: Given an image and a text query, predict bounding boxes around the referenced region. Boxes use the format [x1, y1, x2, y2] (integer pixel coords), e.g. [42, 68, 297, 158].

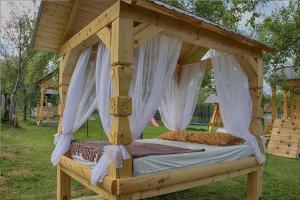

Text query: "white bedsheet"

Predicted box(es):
[71, 139, 256, 176]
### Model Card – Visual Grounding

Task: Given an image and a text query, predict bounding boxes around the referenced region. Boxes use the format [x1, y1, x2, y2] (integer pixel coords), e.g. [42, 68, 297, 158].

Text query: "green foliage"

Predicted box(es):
[258, 0, 300, 83]
[0, 1, 58, 121]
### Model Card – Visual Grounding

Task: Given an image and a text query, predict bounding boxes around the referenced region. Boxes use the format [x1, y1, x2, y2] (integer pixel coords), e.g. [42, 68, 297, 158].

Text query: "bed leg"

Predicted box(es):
[247, 170, 260, 200]
[57, 165, 71, 200]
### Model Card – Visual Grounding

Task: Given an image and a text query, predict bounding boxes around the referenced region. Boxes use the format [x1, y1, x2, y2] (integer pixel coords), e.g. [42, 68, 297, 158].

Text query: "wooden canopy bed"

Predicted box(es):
[36, 71, 59, 126]
[32, 0, 274, 199]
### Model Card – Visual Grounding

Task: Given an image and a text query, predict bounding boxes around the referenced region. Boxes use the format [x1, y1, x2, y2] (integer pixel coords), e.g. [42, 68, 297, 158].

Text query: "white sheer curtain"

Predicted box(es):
[159, 62, 206, 131]
[129, 35, 182, 139]
[92, 35, 182, 184]
[51, 48, 97, 165]
[211, 51, 264, 164]
[95, 42, 113, 135]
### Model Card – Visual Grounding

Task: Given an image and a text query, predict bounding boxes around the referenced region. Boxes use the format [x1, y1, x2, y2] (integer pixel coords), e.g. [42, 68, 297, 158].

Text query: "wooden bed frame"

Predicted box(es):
[32, 0, 274, 199]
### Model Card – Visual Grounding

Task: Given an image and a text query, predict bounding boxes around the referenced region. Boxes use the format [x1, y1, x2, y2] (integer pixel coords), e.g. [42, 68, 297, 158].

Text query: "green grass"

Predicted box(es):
[0, 119, 300, 200]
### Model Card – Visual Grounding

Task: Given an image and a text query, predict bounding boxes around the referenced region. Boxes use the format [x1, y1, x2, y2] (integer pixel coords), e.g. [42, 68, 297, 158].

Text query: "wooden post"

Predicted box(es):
[236, 56, 263, 199]
[271, 85, 277, 122]
[209, 104, 220, 132]
[283, 90, 289, 120]
[57, 165, 71, 200]
[296, 95, 300, 119]
[38, 85, 45, 124]
[56, 49, 81, 200]
[108, 17, 133, 183]
[247, 170, 260, 200]
[290, 92, 294, 119]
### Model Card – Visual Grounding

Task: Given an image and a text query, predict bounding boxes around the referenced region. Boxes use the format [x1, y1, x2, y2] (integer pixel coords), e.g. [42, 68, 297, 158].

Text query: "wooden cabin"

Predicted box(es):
[268, 67, 300, 159]
[36, 71, 59, 126]
[32, 1, 274, 199]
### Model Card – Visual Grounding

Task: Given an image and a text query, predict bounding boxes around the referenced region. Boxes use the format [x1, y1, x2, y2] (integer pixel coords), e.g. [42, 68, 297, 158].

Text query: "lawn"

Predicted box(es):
[0, 118, 300, 200]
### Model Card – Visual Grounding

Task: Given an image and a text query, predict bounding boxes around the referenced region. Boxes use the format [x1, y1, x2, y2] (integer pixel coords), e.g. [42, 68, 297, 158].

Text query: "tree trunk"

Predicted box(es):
[22, 87, 27, 121]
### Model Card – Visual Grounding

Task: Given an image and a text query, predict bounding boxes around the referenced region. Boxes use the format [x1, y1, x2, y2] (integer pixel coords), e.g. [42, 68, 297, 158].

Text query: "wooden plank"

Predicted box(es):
[120, 2, 263, 58]
[129, 166, 259, 200]
[272, 127, 300, 134]
[284, 90, 289, 120]
[273, 119, 300, 128]
[61, 0, 79, 44]
[296, 95, 300, 119]
[271, 85, 277, 122]
[290, 93, 295, 119]
[72, 195, 105, 200]
[59, 1, 121, 56]
[270, 135, 300, 142]
[59, 156, 115, 195]
[116, 157, 258, 195]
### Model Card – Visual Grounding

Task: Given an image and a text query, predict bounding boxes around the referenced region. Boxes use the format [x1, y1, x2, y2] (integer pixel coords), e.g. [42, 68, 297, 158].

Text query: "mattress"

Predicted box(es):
[71, 139, 256, 176]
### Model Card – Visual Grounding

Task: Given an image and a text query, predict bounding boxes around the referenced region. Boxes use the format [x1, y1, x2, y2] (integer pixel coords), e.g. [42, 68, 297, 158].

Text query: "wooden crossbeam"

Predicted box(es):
[97, 27, 111, 49]
[133, 24, 163, 47]
[116, 157, 258, 195]
[181, 46, 208, 65]
[120, 2, 262, 58]
[58, 1, 121, 56]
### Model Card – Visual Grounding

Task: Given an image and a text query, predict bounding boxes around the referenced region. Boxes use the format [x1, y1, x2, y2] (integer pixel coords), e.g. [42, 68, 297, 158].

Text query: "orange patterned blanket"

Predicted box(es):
[159, 131, 244, 146]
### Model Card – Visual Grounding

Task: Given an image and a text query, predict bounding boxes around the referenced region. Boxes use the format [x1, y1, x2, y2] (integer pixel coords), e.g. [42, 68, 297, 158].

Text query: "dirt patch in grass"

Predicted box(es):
[7, 169, 29, 177]
[0, 175, 6, 183]
[0, 151, 16, 158]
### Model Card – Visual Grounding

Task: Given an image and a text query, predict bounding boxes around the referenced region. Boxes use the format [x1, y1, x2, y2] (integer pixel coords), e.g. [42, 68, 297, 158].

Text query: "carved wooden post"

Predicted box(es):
[283, 90, 289, 120]
[108, 17, 133, 181]
[271, 85, 277, 122]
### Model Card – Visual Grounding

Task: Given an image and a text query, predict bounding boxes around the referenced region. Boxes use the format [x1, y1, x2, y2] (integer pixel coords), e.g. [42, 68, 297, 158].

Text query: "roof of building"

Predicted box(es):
[32, 0, 274, 54]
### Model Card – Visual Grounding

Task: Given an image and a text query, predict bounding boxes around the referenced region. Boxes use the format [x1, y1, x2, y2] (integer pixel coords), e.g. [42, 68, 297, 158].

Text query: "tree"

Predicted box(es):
[0, 1, 55, 125]
[257, 0, 299, 94]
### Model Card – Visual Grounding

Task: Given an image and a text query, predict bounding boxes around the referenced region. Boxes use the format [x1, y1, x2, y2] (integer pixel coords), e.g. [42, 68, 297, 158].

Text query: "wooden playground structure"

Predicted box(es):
[268, 72, 300, 159]
[36, 71, 59, 126]
[204, 94, 223, 132]
[32, 0, 274, 199]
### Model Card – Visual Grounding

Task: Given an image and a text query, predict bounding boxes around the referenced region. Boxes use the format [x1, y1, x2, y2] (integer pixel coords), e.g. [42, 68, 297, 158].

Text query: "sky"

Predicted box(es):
[0, 0, 290, 32]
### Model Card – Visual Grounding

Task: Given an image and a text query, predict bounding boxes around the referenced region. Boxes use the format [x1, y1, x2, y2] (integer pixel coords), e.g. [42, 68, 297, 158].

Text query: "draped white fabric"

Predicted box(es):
[91, 35, 182, 184]
[95, 43, 113, 135]
[129, 35, 182, 139]
[159, 62, 206, 131]
[211, 51, 264, 164]
[51, 48, 97, 165]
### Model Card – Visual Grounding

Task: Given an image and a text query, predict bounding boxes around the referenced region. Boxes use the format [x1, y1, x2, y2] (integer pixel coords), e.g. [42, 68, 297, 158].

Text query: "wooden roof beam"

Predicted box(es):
[58, 1, 121, 56]
[133, 24, 163, 48]
[60, 0, 79, 45]
[120, 2, 263, 58]
[180, 46, 209, 65]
